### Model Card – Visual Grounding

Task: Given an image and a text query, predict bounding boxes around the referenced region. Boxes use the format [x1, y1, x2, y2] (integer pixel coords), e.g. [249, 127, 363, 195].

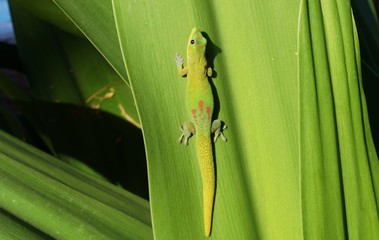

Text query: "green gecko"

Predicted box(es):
[175, 27, 227, 237]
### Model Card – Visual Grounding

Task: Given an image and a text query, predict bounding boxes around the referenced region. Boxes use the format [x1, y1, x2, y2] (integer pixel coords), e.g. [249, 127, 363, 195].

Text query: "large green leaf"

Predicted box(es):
[0, 130, 152, 239]
[111, 0, 379, 239]
[112, 0, 301, 237]
[299, 0, 379, 238]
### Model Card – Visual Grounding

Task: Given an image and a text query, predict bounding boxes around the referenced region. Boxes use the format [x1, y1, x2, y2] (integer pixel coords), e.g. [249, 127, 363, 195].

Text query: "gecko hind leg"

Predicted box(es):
[207, 67, 213, 77]
[178, 121, 196, 145]
[211, 119, 227, 143]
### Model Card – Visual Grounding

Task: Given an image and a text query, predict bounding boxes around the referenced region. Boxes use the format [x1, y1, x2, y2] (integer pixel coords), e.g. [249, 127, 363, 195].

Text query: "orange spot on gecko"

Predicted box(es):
[206, 106, 211, 120]
[198, 100, 204, 113]
[193, 29, 201, 35]
[191, 109, 197, 122]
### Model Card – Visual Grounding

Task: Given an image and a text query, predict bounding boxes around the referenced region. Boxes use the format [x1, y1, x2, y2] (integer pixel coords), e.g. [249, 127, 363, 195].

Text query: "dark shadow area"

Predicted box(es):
[0, 41, 148, 200]
[202, 32, 222, 79]
[352, 1, 379, 152]
[0, 42, 24, 71]
[38, 102, 148, 199]
[202, 31, 222, 120]
[0, 100, 149, 200]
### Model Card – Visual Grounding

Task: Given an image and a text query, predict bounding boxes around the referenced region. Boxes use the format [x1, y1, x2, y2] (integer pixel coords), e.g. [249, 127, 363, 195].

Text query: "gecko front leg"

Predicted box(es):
[211, 119, 227, 143]
[178, 121, 196, 145]
[175, 53, 188, 77]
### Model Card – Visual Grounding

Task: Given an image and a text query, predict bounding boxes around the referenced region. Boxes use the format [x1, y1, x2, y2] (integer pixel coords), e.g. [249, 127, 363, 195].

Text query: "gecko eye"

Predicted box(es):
[190, 39, 195, 44]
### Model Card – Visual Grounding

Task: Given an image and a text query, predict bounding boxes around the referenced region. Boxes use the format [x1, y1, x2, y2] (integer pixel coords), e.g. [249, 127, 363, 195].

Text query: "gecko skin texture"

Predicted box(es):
[176, 27, 227, 237]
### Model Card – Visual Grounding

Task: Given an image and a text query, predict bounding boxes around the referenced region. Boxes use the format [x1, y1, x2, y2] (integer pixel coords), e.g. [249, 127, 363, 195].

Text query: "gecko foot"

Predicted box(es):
[175, 53, 184, 68]
[211, 119, 228, 143]
[178, 121, 195, 145]
[207, 67, 213, 77]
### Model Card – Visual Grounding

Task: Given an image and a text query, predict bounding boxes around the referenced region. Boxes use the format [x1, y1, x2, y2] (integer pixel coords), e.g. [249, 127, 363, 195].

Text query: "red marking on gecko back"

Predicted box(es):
[198, 100, 204, 113]
[206, 106, 211, 120]
[191, 109, 197, 122]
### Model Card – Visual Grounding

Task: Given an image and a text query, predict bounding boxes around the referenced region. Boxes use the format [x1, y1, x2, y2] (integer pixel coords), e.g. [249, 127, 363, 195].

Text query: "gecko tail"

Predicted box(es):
[196, 135, 215, 237]
[204, 182, 215, 237]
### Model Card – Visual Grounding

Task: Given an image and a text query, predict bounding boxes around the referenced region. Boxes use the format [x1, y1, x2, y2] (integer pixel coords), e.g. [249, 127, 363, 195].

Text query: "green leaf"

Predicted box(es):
[299, 0, 379, 238]
[12, 0, 128, 84]
[10, 2, 139, 124]
[0, 208, 52, 240]
[111, 0, 379, 239]
[11, 0, 82, 37]
[112, 0, 302, 238]
[51, 0, 129, 83]
[0, 130, 152, 239]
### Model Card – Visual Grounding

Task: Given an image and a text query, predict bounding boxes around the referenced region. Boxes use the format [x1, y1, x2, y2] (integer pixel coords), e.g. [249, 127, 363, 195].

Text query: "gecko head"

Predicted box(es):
[187, 27, 207, 55]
